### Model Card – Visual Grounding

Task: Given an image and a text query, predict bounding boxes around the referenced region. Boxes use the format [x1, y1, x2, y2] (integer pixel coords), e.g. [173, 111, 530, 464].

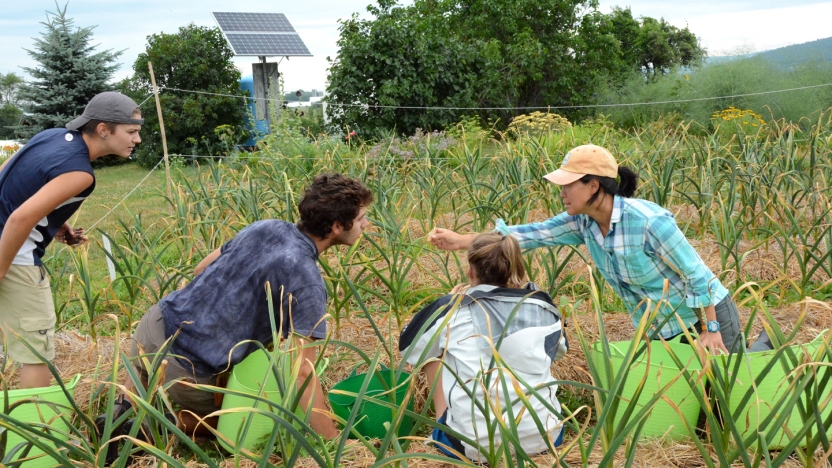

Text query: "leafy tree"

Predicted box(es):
[0, 73, 24, 107]
[327, 4, 482, 137]
[15, 3, 121, 139]
[0, 73, 25, 139]
[122, 24, 249, 167]
[329, 0, 625, 137]
[607, 8, 641, 77]
[608, 8, 704, 80]
[327, 1, 706, 137]
[0, 104, 23, 140]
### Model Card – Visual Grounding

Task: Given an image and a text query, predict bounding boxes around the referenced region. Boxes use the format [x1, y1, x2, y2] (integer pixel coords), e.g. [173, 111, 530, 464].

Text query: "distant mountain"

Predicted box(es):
[755, 36, 832, 69]
[708, 37, 832, 69]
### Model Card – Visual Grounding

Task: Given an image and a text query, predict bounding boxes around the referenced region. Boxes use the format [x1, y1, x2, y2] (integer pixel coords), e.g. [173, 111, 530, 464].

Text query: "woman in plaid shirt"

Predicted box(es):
[430, 144, 770, 354]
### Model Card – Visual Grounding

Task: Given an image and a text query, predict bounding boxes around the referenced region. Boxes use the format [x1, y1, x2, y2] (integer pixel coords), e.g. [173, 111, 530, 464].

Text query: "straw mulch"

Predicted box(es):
[1, 292, 825, 467]
[0, 330, 131, 415]
[0, 288, 826, 468]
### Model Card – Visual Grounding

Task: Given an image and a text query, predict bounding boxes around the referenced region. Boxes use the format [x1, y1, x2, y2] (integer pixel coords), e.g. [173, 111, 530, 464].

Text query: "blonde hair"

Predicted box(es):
[467, 232, 526, 288]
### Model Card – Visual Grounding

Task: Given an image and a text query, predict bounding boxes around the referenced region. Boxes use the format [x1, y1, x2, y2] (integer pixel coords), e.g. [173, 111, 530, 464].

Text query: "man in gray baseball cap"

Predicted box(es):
[0, 91, 143, 389]
[65, 91, 145, 131]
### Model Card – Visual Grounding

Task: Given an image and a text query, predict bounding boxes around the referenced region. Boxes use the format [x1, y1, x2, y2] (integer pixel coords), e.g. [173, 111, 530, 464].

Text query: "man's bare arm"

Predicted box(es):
[194, 247, 222, 276]
[0, 171, 93, 280]
[294, 337, 338, 439]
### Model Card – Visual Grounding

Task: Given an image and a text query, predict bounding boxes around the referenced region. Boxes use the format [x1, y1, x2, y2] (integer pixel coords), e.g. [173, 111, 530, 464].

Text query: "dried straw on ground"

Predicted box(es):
[3, 277, 827, 466]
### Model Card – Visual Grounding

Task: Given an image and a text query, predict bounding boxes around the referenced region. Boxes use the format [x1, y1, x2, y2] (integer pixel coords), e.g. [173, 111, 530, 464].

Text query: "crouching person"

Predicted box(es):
[97, 173, 372, 451]
[399, 233, 568, 462]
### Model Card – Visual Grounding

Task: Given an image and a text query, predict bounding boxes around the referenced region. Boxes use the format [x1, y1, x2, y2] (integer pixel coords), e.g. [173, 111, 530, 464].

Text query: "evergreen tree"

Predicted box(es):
[15, 3, 121, 139]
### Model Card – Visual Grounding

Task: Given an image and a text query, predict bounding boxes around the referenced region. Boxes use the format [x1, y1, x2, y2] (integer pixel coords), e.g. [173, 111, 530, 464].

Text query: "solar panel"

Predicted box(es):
[213, 12, 295, 32]
[224, 33, 312, 56]
[211, 12, 312, 57]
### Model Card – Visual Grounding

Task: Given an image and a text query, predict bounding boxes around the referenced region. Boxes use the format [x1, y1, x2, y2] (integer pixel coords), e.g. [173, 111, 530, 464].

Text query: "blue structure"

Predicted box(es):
[239, 75, 268, 146]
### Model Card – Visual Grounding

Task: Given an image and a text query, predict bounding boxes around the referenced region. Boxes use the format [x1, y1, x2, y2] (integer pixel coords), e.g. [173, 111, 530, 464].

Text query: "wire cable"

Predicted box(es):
[137, 92, 155, 108]
[157, 82, 832, 110]
[52, 158, 164, 259]
[85, 158, 165, 231]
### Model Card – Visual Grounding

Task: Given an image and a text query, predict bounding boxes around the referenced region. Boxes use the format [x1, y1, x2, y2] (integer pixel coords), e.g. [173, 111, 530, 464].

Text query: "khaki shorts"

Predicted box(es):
[131, 304, 221, 416]
[0, 265, 56, 364]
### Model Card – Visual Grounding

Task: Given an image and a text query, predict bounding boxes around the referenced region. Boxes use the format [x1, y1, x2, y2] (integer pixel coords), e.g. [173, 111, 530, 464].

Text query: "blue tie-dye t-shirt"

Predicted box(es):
[160, 220, 327, 376]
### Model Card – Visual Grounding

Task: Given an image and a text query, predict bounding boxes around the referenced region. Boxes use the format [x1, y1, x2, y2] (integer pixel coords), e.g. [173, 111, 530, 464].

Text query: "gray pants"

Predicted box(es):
[131, 304, 221, 416]
[693, 297, 742, 353]
[670, 297, 773, 353]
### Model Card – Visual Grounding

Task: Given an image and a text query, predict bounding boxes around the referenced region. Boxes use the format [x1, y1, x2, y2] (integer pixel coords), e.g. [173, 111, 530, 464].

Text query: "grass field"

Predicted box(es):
[44, 164, 198, 333]
[3, 112, 832, 467]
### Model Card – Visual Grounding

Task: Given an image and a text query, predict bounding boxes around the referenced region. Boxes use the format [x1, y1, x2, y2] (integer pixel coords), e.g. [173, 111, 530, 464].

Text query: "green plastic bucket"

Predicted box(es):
[589, 339, 703, 439]
[327, 367, 414, 439]
[217, 349, 327, 452]
[1, 374, 81, 468]
[715, 330, 832, 449]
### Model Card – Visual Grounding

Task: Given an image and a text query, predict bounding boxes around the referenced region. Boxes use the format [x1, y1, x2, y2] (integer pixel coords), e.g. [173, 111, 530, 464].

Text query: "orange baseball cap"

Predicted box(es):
[543, 144, 618, 185]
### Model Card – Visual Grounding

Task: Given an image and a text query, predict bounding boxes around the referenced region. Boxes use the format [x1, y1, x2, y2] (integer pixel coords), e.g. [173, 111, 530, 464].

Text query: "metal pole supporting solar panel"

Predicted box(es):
[253, 61, 278, 127]
[260, 56, 270, 130]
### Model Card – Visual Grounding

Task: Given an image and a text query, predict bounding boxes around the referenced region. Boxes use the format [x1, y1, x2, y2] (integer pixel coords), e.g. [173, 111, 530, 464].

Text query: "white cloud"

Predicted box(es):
[686, 4, 832, 55]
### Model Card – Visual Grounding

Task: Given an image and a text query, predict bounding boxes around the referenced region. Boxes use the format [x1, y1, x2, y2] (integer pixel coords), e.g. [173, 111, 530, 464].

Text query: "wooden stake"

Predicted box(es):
[148, 61, 172, 204]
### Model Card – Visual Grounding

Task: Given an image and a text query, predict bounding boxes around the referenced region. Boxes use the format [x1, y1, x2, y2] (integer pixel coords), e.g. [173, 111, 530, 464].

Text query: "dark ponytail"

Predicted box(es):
[580, 165, 639, 205]
[617, 166, 638, 197]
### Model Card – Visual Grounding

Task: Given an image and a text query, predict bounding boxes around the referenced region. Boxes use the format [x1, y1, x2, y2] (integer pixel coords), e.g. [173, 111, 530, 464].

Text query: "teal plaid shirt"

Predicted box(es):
[495, 195, 728, 339]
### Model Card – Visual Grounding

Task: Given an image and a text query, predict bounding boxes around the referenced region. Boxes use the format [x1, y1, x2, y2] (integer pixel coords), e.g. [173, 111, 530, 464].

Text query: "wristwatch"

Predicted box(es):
[706, 320, 721, 333]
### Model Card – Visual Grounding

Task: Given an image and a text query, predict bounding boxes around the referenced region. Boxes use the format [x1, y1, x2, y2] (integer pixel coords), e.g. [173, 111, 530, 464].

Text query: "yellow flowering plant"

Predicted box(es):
[710, 106, 767, 141]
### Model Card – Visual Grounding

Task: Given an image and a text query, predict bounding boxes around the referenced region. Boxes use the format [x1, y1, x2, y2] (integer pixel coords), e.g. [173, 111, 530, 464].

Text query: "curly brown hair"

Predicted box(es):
[297, 173, 373, 239]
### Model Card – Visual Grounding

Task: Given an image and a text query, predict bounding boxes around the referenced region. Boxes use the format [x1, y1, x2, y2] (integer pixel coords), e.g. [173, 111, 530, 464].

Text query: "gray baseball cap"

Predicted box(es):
[65, 91, 145, 131]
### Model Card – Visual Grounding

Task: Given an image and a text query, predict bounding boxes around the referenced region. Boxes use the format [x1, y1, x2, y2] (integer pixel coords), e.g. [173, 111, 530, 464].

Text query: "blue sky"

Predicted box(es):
[2, 0, 831, 91]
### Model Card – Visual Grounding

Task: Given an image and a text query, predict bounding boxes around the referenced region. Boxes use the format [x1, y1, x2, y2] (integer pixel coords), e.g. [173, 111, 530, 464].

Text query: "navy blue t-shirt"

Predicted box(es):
[160, 220, 328, 376]
[0, 129, 94, 266]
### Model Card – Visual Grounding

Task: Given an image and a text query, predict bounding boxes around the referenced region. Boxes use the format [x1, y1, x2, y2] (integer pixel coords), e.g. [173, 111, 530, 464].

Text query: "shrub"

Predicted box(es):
[366, 128, 457, 161]
[507, 111, 572, 138]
